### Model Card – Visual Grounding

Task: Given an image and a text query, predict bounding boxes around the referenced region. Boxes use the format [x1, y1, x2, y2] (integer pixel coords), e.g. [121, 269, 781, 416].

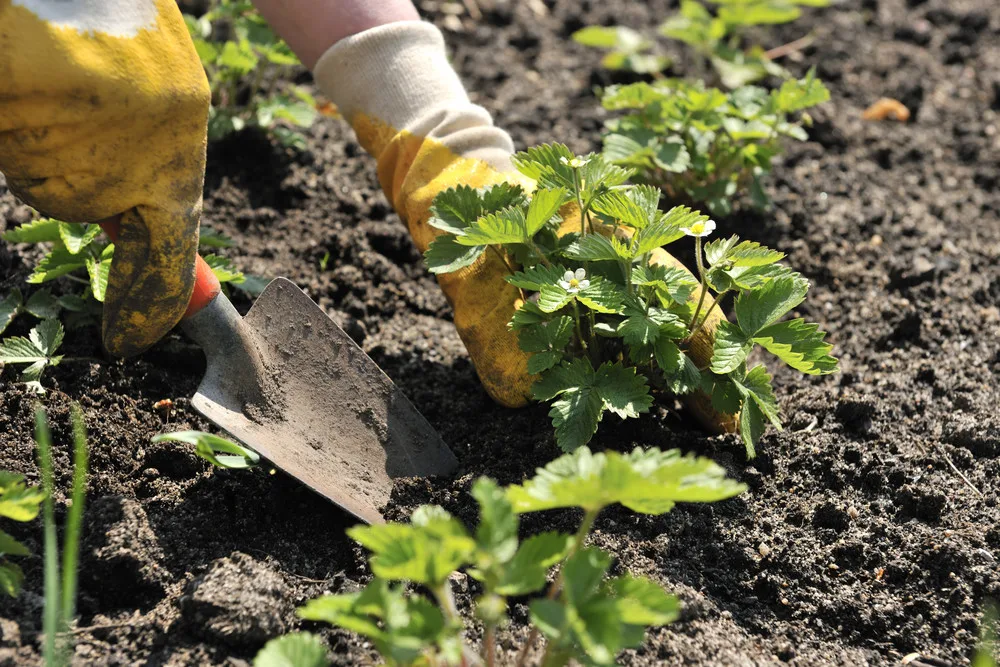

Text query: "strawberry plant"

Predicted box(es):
[0, 470, 45, 597]
[0, 218, 255, 391]
[183, 0, 318, 148]
[424, 144, 837, 457]
[573, 0, 829, 88]
[263, 446, 745, 667]
[599, 71, 829, 216]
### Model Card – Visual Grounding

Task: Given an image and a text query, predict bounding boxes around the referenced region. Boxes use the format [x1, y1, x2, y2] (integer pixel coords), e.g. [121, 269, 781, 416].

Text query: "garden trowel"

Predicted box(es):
[103, 224, 458, 525]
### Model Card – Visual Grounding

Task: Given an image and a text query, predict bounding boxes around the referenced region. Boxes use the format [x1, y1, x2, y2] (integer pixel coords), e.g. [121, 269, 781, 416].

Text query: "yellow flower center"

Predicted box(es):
[690, 222, 705, 234]
[568, 278, 580, 288]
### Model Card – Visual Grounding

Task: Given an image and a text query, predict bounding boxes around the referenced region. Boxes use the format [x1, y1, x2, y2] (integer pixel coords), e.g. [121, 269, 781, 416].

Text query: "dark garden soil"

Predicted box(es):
[2, 0, 1000, 664]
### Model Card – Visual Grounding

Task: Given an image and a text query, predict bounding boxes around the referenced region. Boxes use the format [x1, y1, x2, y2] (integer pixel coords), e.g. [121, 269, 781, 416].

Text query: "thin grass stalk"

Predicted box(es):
[34, 408, 61, 666]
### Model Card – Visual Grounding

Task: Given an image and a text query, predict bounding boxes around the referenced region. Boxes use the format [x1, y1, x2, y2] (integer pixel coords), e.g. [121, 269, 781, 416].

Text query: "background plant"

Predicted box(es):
[0, 469, 45, 598]
[573, 0, 828, 89]
[183, 0, 318, 148]
[424, 143, 836, 457]
[35, 404, 89, 667]
[258, 446, 745, 667]
[0, 218, 259, 392]
[600, 71, 829, 216]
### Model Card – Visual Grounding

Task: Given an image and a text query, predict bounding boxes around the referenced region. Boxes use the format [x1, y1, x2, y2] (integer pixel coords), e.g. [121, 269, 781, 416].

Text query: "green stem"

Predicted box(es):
[35, 408, 62, 667]
[688, 289, 729, 343]
[572, 169, 587, 237]
[513, 509, 600, 667]
[60, 406, 87, 627]
[688, 236, 708, 331]
[571, 300, 588, 356]
[485, 624, 497, 667]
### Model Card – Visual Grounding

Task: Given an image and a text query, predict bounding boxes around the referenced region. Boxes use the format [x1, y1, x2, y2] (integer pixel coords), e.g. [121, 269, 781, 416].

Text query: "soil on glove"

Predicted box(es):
[2, 0, 999, 664]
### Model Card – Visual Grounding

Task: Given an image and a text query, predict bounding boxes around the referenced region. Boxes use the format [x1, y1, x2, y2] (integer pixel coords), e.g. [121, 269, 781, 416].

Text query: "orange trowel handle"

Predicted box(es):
[98, 219, 221, 319]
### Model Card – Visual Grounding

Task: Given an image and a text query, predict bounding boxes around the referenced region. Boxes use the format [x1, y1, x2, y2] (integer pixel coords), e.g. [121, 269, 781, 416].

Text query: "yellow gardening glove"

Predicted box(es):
[315, 21, 735, 433]
[0, 0, 210, 357]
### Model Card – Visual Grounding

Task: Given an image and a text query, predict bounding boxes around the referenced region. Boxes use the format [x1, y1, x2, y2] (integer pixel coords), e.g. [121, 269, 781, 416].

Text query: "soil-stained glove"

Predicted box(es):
[0, 0, 211, 357]
[315, 21, 734, 432]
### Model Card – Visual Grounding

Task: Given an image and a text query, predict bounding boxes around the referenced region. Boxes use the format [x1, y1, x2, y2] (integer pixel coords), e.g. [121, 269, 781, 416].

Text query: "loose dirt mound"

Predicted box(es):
[1, 0, 998, 664]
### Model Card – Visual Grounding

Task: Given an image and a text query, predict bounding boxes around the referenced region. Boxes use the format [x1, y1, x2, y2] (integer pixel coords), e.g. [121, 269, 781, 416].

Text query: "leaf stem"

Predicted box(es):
[513, 508, 600, 667]
[485, 625, 497, 667]
[688, 289, 729, 343]
[688, 235, 709, 331]
[571, 300, 588, 357]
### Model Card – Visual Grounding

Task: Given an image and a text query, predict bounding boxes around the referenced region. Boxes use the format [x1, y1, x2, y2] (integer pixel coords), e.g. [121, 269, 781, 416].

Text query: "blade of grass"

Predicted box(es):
[35, 407, 61, 666]
[61, 404, 88, 624]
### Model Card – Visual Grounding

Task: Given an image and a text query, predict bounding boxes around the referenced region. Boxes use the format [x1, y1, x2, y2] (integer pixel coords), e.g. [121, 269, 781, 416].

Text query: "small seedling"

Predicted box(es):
[184, 0, 318, 148]
[575, 0, 829, 88]
[35, 404, 89, 667]
[0, 318, 64, 393]
[600, 70, 829, 216]
[254, 632, 329, 667]
[152, 431, 260, 470]
[424, 143, 836, 457]
[0, 470, 45, 597]
[263, 446, 745, 666]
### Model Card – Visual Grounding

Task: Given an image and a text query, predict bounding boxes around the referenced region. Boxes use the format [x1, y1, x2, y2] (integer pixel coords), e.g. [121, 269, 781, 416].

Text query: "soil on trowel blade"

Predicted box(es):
[1, 0, 999, 665]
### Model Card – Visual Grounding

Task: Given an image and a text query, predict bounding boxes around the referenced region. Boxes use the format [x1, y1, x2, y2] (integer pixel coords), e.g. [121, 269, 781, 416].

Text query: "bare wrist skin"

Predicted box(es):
[251, 0, 420, 69]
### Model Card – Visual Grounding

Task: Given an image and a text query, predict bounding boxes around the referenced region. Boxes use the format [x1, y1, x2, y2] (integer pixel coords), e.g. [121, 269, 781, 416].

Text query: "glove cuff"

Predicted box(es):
[313, 21, 515, 171]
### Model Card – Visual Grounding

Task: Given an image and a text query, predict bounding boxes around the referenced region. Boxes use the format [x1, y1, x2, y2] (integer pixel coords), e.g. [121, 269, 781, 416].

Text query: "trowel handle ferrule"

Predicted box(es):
[99, 218, 222, 319]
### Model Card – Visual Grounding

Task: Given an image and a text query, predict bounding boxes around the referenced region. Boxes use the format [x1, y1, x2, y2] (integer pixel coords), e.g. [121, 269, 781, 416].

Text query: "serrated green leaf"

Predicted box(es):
[152, 431, 260, 469]
[507, 264, 567, 291]
[577, 277, 626, 314]
[509, 301, 549, 330]
[737, 398, 764, 459]
[709, 375, 744, 416]
[710, 320, 752, 374]
[654, 338, 702, 394]
[24, 290, 60, 320]
[593, 362, 653, 419]
[219, 39, 258, 74]
[654, 139, 692, 173]
[618, 296, 688, 347]
[635, 207, 700, 255]
[85, 249, 113, 302]
[57, 223, 101, 255]
[773, 68, 830, 113]
[299, 580, 447, 664]
[424, 235, 486, 274]
[28, 247, 88, 284]
[753, 318, 838, 374]
[0, 290, 23, 336]
[549, 388, 604, 452]
[735, 275, 809, 336]
[428, 186, 484, 234]
[733, 365, 781, 429]
[495, 532, 571, 596]
[512, 143, 577, 189]
[591, 187, 661, 230]
[253, 632, 329, 667]
[2, 218, 61, 244]
[562, 233, 632, 262]
[519, 316, 574, 374]
[0, 476, 45, 522]
[538, 284, 574, 313]
[610, 575, 680, 626]
[348, 508, 476, 586]
[456, 207, 527, 246]
[471, 477, 519, 563]
[203, 254, 245, 285]
[507, 446, 746, 515]
[526, 188, 568, 236]
[633, 265, 698, 306]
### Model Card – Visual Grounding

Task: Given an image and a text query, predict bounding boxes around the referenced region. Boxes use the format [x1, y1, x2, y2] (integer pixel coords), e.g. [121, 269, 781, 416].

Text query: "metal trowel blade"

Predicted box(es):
[183, 277, 458, 524]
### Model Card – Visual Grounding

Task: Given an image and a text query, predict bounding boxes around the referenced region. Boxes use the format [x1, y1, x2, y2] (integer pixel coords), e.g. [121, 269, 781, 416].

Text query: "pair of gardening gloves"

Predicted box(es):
[0, 3, 729, 431]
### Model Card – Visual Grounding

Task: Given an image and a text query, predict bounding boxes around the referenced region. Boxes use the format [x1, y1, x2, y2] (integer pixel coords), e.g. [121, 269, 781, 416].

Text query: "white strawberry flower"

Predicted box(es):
[559, 156, 590, 169]
[681, 219, 717, 237]
[559, 268, 590, 294]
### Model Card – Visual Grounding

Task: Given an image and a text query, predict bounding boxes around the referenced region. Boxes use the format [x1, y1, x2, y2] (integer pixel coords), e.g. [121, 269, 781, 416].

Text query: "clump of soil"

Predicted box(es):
[1, 0, 999, 665]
